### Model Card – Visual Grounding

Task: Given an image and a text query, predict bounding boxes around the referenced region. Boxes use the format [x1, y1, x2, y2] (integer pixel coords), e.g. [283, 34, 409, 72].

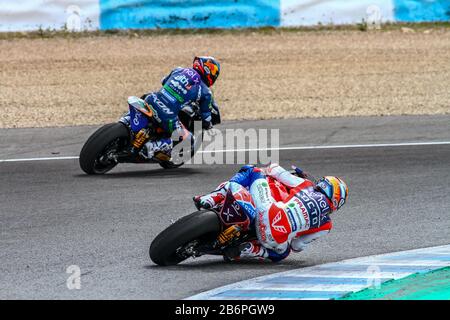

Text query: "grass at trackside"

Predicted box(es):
[0, 21, 449, 40]
[339, 267, 450, 300]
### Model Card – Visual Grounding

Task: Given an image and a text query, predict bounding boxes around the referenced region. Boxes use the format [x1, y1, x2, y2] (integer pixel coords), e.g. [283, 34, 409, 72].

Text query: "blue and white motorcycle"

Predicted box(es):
[79, 96, 220, 174]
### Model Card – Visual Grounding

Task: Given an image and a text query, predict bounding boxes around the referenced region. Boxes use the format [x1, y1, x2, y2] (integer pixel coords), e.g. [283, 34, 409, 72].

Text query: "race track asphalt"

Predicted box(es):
[0, 115, 449, 299]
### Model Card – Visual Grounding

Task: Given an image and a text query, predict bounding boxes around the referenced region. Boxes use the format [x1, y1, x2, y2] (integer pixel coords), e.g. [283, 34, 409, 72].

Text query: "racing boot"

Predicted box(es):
[193, 181, 230, 210]
[141, 138, 173, 161]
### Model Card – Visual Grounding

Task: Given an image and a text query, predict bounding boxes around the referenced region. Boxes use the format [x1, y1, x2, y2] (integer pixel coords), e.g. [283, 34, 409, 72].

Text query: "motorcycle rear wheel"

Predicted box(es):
[149, 210, 221, 266]
[79, 122, 129, 175]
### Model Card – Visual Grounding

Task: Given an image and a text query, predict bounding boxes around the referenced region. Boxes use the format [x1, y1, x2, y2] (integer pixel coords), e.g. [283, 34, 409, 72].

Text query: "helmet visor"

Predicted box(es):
[317, 179, 333, 201]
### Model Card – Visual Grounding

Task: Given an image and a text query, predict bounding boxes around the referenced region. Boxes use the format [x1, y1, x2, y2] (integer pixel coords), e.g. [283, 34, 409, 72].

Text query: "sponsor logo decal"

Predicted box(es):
[298, 192, 321, 228]
[300, 203, 310, 229]
[271, 212, 287, 234]
[285, 203, 298, 232]
[184, 69, 200, 84]
[268, 206, 291, 244]
[222, 206, 235, 222]
[151, 94, 174, 115]
[133, 112, 141, 126]
[163, 84, 184, 103]
[256, 181, 270, 203]
[257, 212, 267, 242]
[170, 79, 188, 95]
[161, 89, 176, 103]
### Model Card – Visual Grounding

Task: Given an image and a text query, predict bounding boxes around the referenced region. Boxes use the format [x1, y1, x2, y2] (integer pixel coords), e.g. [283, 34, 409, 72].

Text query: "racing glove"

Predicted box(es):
[223, 241, 291, 263]
[223, 240, 271, 262]
[223, 241, 269, 262]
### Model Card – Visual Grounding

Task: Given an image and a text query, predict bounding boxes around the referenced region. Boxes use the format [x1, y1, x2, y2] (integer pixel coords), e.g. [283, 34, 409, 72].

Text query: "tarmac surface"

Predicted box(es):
[1, 115, 449, 299]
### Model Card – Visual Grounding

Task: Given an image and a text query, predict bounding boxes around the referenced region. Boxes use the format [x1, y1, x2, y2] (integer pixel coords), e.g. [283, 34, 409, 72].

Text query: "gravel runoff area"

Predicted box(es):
[0, 27, 449, 128]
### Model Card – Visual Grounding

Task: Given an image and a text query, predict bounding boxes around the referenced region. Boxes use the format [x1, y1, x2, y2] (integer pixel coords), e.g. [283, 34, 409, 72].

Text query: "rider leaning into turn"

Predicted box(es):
[194, 163, 349, 262]
[120, 56, 220, 159]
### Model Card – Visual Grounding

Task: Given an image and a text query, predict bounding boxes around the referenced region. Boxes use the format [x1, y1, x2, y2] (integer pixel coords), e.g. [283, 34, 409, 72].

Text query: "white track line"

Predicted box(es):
[199, 141, 450, 153]
[0, 141, 449, 163]
[0, 156, 79, 163]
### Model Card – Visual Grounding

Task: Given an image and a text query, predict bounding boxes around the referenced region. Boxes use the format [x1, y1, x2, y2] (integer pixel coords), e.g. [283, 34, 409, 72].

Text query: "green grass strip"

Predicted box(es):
[339, 267, 450, 300]
[1, 22, 449, 40]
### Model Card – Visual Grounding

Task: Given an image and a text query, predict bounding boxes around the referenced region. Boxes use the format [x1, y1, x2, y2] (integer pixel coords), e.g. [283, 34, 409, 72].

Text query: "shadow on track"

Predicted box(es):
[144, 258, 312, 271]
[73, 167, 205, 179]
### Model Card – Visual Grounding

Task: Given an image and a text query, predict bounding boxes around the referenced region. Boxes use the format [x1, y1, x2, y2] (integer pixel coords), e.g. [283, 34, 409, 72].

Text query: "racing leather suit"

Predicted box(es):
[196, 164, 333, 262]
[121, 67, 215, 157]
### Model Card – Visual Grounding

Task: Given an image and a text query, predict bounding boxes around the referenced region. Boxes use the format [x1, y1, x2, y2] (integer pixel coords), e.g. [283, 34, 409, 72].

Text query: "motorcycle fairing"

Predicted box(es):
[219, 186, 255, 230]
[127, 96, 152, 133]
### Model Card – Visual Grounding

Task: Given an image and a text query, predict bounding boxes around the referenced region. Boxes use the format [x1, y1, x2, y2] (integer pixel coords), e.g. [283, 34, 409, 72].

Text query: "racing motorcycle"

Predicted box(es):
[79, 96, 220, 174]
[150, 167, 312, 266]
[150, 184, 257, 266]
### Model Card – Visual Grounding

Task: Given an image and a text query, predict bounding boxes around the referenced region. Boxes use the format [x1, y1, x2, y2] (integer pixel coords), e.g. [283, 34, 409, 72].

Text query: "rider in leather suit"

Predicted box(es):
[120, 56, 220, 159]
[194, 163, 349, 262]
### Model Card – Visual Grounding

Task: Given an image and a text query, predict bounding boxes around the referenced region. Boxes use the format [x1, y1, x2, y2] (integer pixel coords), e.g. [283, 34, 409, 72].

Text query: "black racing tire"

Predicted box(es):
[79, 123, 129, 175]
[149, 210, 221, 266]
